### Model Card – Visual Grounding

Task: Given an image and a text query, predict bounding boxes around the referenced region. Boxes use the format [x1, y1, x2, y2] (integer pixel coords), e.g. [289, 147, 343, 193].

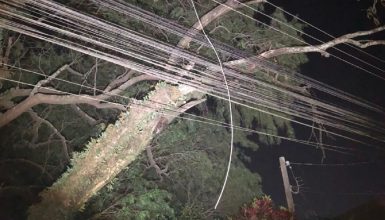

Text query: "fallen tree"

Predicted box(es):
[28, 83, 203, 219]
[0, 0, 384, 219]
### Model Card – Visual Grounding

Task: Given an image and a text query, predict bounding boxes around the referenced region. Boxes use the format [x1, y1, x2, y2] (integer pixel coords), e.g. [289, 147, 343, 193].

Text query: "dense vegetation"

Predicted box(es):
[0, 0, 312, 219]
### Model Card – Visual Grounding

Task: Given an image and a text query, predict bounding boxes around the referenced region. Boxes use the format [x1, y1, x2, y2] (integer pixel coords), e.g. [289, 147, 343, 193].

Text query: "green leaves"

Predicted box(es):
[115, 189, 175, 220]
[169, 7, 185, 19]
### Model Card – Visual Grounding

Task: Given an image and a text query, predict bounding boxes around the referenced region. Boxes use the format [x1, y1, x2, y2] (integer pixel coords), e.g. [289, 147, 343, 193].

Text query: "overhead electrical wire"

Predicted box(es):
[0, 73, 361, 156]
[289, 161, 381, 166]
[301, 190, 385, 196]
[233, 0, 385, 75]
[264, 0, 385, 64]
[84, 0, 385, 145]
[0, 63, 372, 157]
[0, 62, 371, 155]
[1, 63, 381, 156]
[211, 0, 385, 81]
[0, 5, 380, 143]
[86, 0, 385, 136]
[190, 0, 235, 209]
[1, 0, 385, 144]
[12, 0, 384, 120]
[0, 0, 380, 145]
[2, 0, 385, 211]
[0, 63, 360, 155]
[90, 0, 385, 115]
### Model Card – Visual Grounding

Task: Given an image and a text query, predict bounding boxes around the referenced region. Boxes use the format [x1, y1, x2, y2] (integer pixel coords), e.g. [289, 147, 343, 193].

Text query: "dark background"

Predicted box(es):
[246, 0, 385, 219]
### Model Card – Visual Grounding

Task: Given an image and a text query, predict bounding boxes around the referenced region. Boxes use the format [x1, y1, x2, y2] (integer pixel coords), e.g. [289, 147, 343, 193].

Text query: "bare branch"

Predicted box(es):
[0, 36, 16, 85]
[30, 64, 70, 96]
[346, 39, 385, 48]
[145, 145, 168, 180]
[176, 0, 265, 49]
[0, 93, 123, 128]
[2, 36, 14, 67]
[0, 88, 32, 109]
[66, 66, 84, 77]
[164, 98, 207, 123]
[97, 74, 158, 100]
[0, 87, 68, 110]
[104, 69, 134, 92]
[226, 25, 385, 66]
[28, 110, 70, 162]
[168, 0, 264, 69]
[0, 69, 159, 127]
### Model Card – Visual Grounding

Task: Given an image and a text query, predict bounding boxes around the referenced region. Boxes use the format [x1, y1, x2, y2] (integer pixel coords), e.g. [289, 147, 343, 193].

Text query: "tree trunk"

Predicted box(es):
[28, 83, 201, 220]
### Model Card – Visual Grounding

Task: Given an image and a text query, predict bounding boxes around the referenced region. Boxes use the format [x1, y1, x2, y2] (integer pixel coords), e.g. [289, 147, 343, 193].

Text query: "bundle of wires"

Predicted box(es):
[0, 0, 384, 145]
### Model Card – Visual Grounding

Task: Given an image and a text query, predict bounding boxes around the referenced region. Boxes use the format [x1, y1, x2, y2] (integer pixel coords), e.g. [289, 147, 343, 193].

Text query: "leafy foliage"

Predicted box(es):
[233, 196, 292, 220]
[0, 0, 309, 219]
[77, 159, 176, 220]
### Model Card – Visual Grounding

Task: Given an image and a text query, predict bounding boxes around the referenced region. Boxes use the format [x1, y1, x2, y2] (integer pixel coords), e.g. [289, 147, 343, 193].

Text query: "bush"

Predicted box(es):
[233, 196, 292, 220]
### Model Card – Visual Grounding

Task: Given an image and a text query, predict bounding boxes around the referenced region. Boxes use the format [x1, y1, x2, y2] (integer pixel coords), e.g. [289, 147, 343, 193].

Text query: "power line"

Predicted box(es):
[1, 0, 385, 145]
[4, 63, 381, 154]
[190, 0, 234, 209]
[234, 0, 385, 75]
[265, 0, 385, 64]
[210, 0, 385, 81]
[0, 68, 368, 155]
[289, 161, 381, 167]
[92, 0, 385, 115]
[301, 190, 385, 197]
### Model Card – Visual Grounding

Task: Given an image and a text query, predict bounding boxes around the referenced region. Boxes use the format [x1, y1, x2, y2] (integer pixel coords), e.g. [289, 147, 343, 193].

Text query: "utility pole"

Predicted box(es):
[279, 156, 295, 218]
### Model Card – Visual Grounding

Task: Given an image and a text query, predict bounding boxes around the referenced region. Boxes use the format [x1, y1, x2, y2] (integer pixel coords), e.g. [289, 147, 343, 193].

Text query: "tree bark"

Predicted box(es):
[28, 84, 202, 220]
[0, 73, 157, 128]
[225, 25, 385, 67]
[176, 0, 265, 49]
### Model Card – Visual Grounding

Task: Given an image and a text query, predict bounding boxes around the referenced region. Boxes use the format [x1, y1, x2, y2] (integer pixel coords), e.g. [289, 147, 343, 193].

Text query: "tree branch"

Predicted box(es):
[145, 145, 168, 181]
[169, 0, 264, 66]
[164, 98, 207, 123]
[30, 64, 70, 96]
[0, 92, 126, 128]
[0, 36, 16, 88]
[97, 74, 158, 100]
[225, 25, 385, 66]
[66, 66, 84, 77]
[28, 110, 70, 162]
[0, 69, 159, 128]
[176, 0, 265, 49]
[28, 84, 203, 219]
[104, 69, 134, 92]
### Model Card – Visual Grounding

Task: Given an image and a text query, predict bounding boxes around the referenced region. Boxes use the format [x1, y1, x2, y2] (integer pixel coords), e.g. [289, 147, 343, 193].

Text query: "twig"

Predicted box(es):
[28, 110, 70, 162]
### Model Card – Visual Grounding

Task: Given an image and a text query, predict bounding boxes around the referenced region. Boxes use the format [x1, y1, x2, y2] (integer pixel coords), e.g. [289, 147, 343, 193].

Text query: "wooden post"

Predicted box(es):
[279, 156, 295, 217]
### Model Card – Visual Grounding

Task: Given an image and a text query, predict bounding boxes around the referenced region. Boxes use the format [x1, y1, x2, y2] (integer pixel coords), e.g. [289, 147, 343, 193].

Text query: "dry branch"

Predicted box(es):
[226, 25, 385, 67]
[28, 110, 70, 162]
[30, 64, 70, 96]
[177, 0, 265, 49]
[0, 68, 158, 128]
[145, 145, 168, 180]
[0, 93, 122, 128]
[0, 36, 15, 86]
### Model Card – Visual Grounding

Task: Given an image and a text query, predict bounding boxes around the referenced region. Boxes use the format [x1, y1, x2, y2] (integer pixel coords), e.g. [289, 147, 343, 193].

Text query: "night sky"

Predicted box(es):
[247, 0, 385, 219]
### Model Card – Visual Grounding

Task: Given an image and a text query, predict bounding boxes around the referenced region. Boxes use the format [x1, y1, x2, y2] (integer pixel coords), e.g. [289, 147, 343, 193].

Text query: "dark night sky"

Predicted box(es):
[247, 0, 385, 219]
